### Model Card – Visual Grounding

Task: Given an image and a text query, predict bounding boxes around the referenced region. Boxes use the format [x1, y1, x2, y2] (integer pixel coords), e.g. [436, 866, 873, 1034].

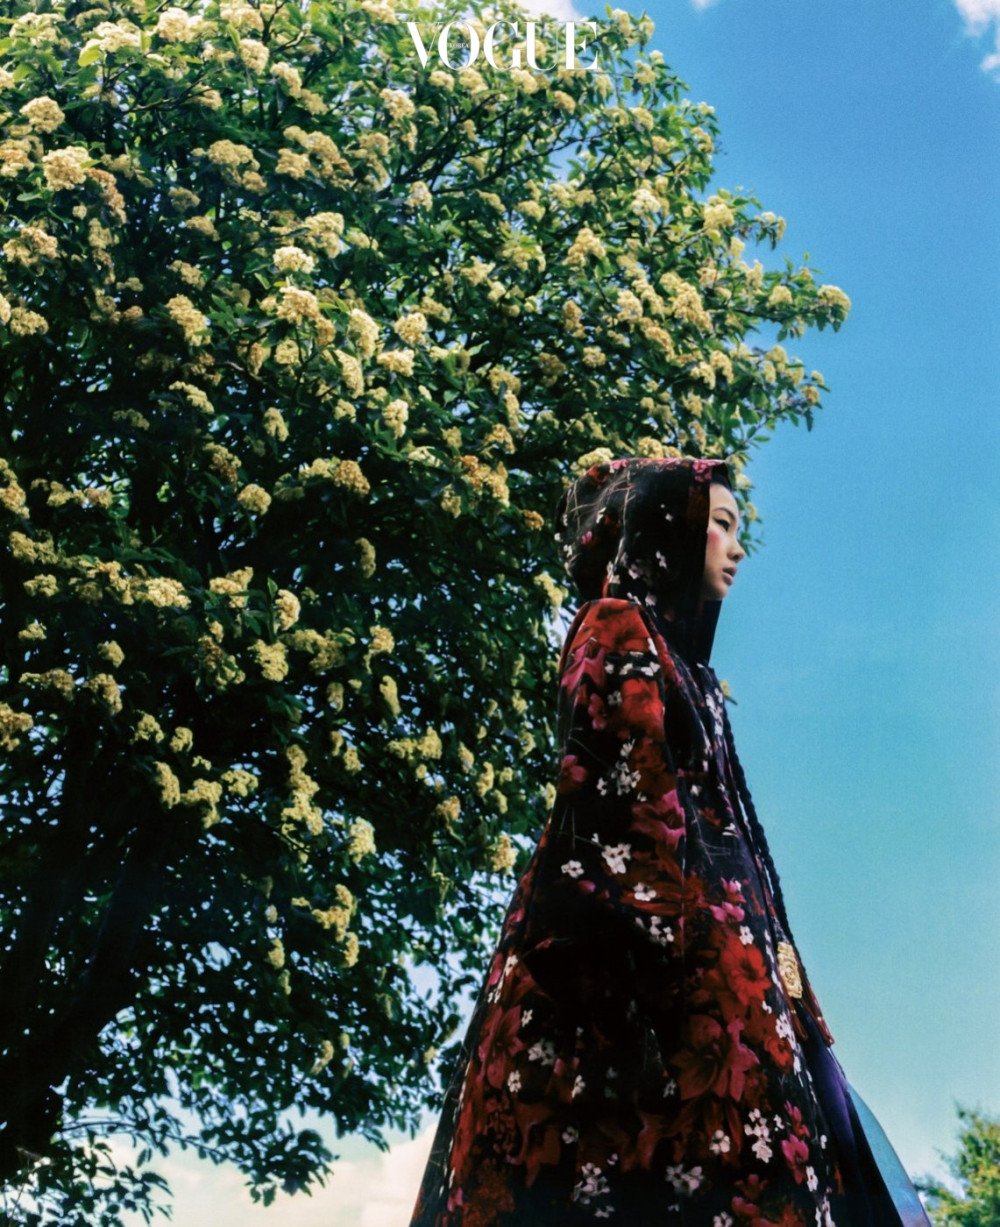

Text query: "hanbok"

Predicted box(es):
[410, 456, 930, 1226]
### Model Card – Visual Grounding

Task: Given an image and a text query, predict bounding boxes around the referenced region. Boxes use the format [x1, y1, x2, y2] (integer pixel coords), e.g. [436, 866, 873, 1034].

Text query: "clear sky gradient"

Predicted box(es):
[123, 1, 1000, 1222]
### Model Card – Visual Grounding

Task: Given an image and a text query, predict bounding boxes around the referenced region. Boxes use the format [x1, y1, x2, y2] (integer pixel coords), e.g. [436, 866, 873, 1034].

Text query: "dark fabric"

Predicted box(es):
[409, 455, 915, 1226]
[798, 1007, 931, 1226]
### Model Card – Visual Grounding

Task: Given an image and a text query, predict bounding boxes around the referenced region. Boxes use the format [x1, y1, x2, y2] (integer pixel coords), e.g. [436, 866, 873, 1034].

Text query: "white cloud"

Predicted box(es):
[954, 0, 1000, 76]
[119, 1124, 438, 1227]
[516, 0, 589, 18]
[955, 0, 1000, 24]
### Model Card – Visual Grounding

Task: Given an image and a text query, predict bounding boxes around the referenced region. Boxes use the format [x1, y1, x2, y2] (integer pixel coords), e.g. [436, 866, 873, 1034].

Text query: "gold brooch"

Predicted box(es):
[776, 940, 803, 999]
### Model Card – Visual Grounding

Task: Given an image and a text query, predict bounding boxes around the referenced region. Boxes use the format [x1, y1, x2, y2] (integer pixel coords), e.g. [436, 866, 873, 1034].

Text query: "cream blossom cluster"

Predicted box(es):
[658, 271, 713, 332]
[204, 443, 241, 485]
[178, 777, 224, 828]
[387, 724, 443, 766]
[702, 194, 735, 233]
[282, 743, 323, 837]
[378, 674, 400, 717]
[380, 87, 414, 121]
[262, 407, 288, 441]
[220, 0, 264, 30]
[381, 398, 408, 438]
[273, 244, 314, 274]
[434, 795, 461, 832]
[376, 347, 414, 377]
[0, 703, 33, 750]
[19, 95, 64, 132]
[0, 458, 27, 514]
[4, 225, 59, 267]
[332, 349, 362, 395]
[487, 832, 518, 873]
[155, 7, 205, 42]
[347, 307, 380, 358]
[169, 381, 213, 414]
[345, 817, 376, 862]
[301, 211, 345, 258]
[250, 639, 288, 682]
[534, 571, 566, 610]
[392, 310, 427, 346]
[817, 284, 851, 313]
[154, 761, 181, 808]
[284, 627, 348, 673]
[298, 882, 355, 937]
[19, 668, 74, 697]
[170, 727, 194, 753]
[238, 38, 269, 74]
[41, 143, 90, 191]
[297, 456, 370, 498]
[406, 180, 432, 209]
[565, 225, 607, 267]
[271, 61, 302, 96]
[9, 12, 60, 43]
[166, 294, 209, 345]
[84, 672, 122, 714]
[0, 141, 33, 179]
[457, 453, 511, 507]
[209, 566, 253, 609]
[82, 20, 143, 56]
[221, 767, 257, 797]
[274, 285, 322, 324]
[273, 589, 300, 631]
[8, 308, 49, 336]
[132, 713, 165, 744]
[355, 537, 376, 578]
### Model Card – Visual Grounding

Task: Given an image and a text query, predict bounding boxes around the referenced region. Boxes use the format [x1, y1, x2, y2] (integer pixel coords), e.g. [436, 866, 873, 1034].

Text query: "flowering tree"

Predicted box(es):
[0, 0, 849, 1217]
[915, 1104, 1000, 1226]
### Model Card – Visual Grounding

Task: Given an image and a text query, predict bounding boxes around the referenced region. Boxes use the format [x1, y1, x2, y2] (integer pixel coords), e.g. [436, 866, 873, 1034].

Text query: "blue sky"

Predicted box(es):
[123, 1, 999, 1221]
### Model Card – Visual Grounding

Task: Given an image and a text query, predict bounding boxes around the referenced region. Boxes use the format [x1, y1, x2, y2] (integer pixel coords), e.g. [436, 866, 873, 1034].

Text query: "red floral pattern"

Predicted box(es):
[410, 597, 847, 1226]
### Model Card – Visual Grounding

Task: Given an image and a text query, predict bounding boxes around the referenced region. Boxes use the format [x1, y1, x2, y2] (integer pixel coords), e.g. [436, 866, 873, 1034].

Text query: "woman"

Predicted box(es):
[410, 455, 929, 1226]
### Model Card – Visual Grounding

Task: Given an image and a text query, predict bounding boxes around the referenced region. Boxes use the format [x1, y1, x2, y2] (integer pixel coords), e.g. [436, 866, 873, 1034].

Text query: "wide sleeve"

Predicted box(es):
[517, 598, 697, 1110]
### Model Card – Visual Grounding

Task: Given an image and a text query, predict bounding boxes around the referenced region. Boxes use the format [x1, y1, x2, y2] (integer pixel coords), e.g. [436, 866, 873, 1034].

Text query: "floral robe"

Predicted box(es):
[410, 596, 850, 1226]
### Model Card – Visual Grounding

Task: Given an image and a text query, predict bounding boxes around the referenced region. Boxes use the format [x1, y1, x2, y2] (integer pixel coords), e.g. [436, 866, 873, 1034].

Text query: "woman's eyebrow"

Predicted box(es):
[715, 507, 741, 524]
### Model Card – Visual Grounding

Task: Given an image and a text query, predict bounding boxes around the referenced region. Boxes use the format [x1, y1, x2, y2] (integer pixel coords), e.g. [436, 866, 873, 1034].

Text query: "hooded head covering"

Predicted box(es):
[553, 455, 734, 665]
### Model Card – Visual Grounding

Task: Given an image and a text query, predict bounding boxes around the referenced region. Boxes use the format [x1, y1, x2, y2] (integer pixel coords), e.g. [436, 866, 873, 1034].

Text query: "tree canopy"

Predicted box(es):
[0, 0, 849, 1218]
[915, 1104, 1000, 1227]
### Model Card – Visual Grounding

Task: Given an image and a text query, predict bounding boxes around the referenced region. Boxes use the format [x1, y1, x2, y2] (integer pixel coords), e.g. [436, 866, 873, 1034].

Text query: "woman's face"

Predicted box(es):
[701, 481, 745, 601]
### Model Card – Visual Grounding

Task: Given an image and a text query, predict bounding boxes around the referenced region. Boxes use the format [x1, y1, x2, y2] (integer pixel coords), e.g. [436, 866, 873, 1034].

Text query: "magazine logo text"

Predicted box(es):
[403, 20, 602, 73]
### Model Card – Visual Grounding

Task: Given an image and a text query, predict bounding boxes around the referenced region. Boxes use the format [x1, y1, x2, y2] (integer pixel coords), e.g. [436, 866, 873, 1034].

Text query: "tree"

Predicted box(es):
[0, 0, 850, 1217]
[914, 1104, 1000, 1227]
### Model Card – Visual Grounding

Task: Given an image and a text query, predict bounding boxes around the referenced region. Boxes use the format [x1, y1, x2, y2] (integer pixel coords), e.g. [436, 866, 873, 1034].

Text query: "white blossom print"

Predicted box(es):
[709, 1129, 731, 1154]
[601, 842, 632, 873]
[776, 1012, 796, 1044]
[611, 756, 642, 796]
[664, 1163, 704, 1194]
[527, 1038, 556, 1066]
[571, 1162, 610, 1206]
